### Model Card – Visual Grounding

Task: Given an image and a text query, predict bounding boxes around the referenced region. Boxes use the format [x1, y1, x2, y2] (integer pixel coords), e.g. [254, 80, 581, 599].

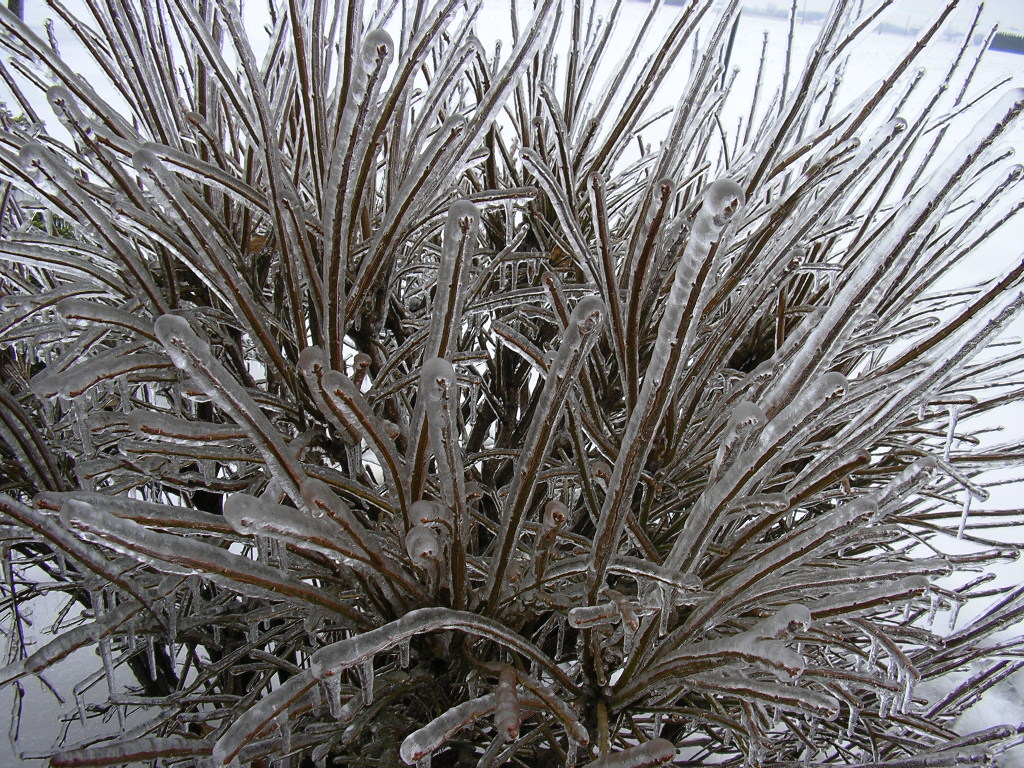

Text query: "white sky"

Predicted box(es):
[746, 0, 1024, 32]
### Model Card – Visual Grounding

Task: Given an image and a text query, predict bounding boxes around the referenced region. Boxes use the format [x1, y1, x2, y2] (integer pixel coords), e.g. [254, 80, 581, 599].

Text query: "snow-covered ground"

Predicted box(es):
[2, 1, 1023, 765]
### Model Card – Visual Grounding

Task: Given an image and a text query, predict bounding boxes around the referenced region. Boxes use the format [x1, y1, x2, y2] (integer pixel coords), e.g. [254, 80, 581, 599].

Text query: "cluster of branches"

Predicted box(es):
[1, 0, 1024, 766]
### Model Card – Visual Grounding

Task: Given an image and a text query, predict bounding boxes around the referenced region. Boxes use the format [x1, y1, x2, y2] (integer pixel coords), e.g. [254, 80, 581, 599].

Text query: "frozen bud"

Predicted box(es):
[543, 500, 568, 529]
[410, 499, 450, 527]
[351, 352, 372, 386]
[448, 199, 481, 233]
[154, 314, 203, 371]
[352, 352, 372, 371]
[420, 357, 457, 402]
[298, 346, 327, 376]
[568, 603, 619, 629]
[785, 246, 807, 271]
[704, 178, 745, 228]
[570, 295, 606, 337]
[754, 604, 812, 640]
[405, 524, 440, 562]
[362, 29, 394, 68]
[591, 460, 612, 488]
[465, 482, 483, 503]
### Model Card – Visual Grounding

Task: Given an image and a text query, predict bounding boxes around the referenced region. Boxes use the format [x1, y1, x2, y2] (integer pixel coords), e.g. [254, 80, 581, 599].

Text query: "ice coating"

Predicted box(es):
[410, 499, 449, 527]
[222, 492, 365, 565]
[581, 738, 675, 768]
[399, 694, 497, 765]
[494, 667, 521, 741]
[154, 314, 306, 501]
[588, 175, 747, 598]
[710, 400, 766, 482]
[756, 372, 847, 448]
[448, 199, 480, 225]
[61, 499, 358, 620]
[481, 296, 606, 611]
[571, 295, 607, 337]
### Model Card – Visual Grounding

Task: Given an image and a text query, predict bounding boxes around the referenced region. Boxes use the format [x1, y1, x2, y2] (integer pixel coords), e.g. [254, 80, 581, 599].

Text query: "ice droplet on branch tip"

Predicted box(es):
[362, 29, 394, 68]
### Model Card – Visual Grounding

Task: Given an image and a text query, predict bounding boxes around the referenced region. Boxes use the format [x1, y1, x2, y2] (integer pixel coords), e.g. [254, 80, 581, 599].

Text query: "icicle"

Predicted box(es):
[846, 704, 859, 738]
[399, 638, 411, 669]
[566, 738, 578, 767]
[358, 658, 375, 706]
[948, 597, 964, 631]
[145, 635, 157, 682]
[75, 689, 87, 725]
[99, 637, 116, 694]
[658, 584, 673, 636]
[878, 690, 892, 718]
[926, 592, 940, 627]
[166, 596, 178, 643]
[555, 615, 566, 660]
[323, 674, 342, 720]
[900, 667, 919, 714]
[943, 406, 959, 461]
[255, 534, 271, 564]
[416, 756, 431, 768]
[277, 714, 291, 754]
[957, 492, 972, 539]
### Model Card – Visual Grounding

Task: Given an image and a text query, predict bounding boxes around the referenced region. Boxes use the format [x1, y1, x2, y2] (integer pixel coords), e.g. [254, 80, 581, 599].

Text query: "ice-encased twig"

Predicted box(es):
[494, 666, 521, 741]
[674, 497, 876, 639]
[19, 143, 165, 312]
[662, 371, 848, 577]
[212, 606, 579, 765]
[0, 598, 141, 686]
[298, 346, 407, 512]
[482, 296, 606, 613]
[399, 693, 498, 765]
[407, 200, 479, 503]
[0, 494, 158, 619]
[419, 357, 469, 607]
[224, 490, 405, 594]
[49, 737, 213, 768]
[323, 26, 394, 366]
[155, 315, 307, 503]
[580, 738, 675, 768]
[62, 498, 362, 623]
[588, 178, 744, 601]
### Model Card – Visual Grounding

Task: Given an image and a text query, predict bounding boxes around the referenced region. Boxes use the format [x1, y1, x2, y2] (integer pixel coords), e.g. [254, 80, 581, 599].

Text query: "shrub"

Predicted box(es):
[1, 1, 1023, 766]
